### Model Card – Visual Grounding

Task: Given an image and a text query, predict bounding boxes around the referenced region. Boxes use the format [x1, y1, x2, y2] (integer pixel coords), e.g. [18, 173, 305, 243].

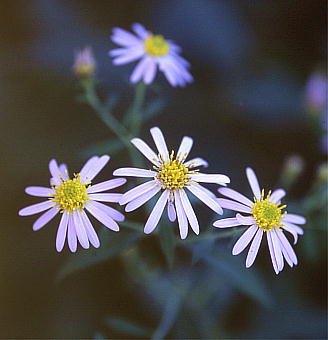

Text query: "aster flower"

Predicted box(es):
[19, 155, 126, 252]
[213, 168, 305, 274]
[73, 46, 96, 78]
[113, 127, 229, 239]
[109, 23, 193, 87]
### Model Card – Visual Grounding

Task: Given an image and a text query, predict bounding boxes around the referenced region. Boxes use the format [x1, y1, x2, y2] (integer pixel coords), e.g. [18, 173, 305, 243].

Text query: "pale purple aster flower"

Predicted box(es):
[213, 168, 305, 274]
[113, 127, 229, 239]
[109, 23, 193, 87]
[18, 155, 126, 252]
[73, 46, 96, 78]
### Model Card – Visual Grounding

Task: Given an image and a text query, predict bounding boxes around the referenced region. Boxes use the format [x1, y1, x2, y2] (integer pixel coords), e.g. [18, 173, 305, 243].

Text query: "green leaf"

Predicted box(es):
[151, 292, 182, 340]
[79, 139, 124, 159]
[144, 98, 165, 120]
[105, 317, 152, 337]
[181, 227, 246, 244]
[205, 254, 273, 307]
[158, 223, 176, 268]
[93, 332, 106, 339]
[120, 220, 144, 232]
[56, 230, 141, 282]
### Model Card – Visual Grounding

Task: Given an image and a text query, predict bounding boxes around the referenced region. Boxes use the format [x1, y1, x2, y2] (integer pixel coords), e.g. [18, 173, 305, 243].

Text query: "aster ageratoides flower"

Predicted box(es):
[109, 23, 193, 87]
[19, 155, 126, 252]
[213, 168, 305, 274]
[113, 127, 230, 239]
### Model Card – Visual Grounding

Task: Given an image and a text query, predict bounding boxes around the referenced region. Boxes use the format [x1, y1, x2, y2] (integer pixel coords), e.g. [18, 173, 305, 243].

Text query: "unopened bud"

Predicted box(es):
[304, 71, 327, 115]
[73, 47, 96, 78]
[279, 154, 305, 189]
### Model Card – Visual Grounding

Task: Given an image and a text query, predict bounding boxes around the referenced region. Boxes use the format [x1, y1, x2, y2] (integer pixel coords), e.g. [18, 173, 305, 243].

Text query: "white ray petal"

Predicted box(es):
[267, 230, 279, 274]
[184, 157, 208, 168]
[246, 167, 261, 200]
[283, 213, 306, 225]
[190, 173, 230, 185]
[174, 191, 188, 239]
[270, 230, 284, 271]
[218, 187, 253, 207]
[187, 183, 223, 215]
[269, 189, 286, 203]
[150, 127, 169, 162]
[177, 136, 193, 162]
[236, 213, 256, 225]
[213, 217, 240, 228]
[131, 138, 160, 166]
[113, 167, 157, 177]
[144, 190, 169, 234]
[216, 198, 251, 214]
[125, 186, 161, 212]
[180, 189, 199, 235]
[246, 228, 263, 268]
[232, 225, 258, 255]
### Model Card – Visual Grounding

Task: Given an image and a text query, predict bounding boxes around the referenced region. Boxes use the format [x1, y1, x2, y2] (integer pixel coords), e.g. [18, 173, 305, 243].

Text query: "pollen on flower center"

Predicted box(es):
[52, 174, 89, 213]
[144, 34, 169, 57]
[155, 151, 190, 191]
[251, 190, 286, 231]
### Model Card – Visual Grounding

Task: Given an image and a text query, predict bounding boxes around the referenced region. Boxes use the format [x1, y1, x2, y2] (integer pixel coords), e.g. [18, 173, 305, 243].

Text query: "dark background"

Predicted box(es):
[0, 0, 326, 338]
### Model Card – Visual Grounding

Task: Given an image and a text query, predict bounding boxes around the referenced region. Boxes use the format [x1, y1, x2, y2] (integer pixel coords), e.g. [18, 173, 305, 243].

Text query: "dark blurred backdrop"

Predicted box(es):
[0, 0, 326, 338]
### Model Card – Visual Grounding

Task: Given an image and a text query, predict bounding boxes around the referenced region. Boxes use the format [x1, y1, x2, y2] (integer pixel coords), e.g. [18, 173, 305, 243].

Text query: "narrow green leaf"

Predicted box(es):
[144, 99, 165, 120]
[158, 223, 176, 268]
[93, 332, 106, 339]
[56, 230, 141, 282]
[205, 255, 273, 307]
[120, 220, 144, 232]
[105, 317, 152, 337]
[181, 227, 246, 244]
[151, 290, 182, 340]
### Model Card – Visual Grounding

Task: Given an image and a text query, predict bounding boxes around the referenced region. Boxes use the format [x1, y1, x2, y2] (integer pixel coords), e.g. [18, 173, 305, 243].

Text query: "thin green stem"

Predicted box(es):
[81, 79, 131, 147]
[126, 82, 147, 135]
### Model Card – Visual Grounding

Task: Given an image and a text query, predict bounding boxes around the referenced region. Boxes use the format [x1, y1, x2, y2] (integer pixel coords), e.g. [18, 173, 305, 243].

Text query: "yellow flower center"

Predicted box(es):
[251, 190, 286, 231]
[155, 151, 191, 191]
[52, 174, 89, 213]
[144, 34, 169, 57]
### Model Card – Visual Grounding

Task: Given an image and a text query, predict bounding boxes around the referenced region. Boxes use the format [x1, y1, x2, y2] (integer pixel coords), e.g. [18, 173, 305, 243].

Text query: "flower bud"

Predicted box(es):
[304, 71, 327, 115]
[73, 47, 96, 78]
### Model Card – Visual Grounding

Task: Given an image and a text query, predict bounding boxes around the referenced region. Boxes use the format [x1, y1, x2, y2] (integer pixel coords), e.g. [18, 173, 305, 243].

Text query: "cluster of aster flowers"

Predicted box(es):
[19, 23, 306, 275]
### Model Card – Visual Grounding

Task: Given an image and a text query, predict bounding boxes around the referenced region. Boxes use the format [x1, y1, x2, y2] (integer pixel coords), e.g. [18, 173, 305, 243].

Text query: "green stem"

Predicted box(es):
[81, 79, 131, 147]
[127, 82, 147, 135]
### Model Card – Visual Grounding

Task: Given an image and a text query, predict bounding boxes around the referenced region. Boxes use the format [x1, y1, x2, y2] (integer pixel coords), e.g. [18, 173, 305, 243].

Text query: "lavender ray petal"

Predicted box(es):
[25, 186, 55, 197]
[130, 138, 160, 166]
[232, 225, 258, 255]
[246, 167, 261, 200]
[216, 198, 251, 214]
[113, 167, 157, 177]
[174, 191, 188, 239]
[144, 190, 169, 234]
[19, 201, 55, 216]
[32, 207, 59, 231]
[180, 189, 199, 235]
[150, 127, 169, 162]
[218, 187, 253, 207]
[246, 228, 263, 268]
[87, 178, 127, 194]
[213, 217, 240, 228]
[56, 211, 69, 252]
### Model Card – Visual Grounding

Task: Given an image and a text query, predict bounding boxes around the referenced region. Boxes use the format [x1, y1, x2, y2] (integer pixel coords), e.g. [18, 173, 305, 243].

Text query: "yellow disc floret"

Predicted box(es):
[144, 34, 170, 57]
[251, 190, 286, 231]
[52, 174, 89, 213]
[155, 151, 191, 191]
